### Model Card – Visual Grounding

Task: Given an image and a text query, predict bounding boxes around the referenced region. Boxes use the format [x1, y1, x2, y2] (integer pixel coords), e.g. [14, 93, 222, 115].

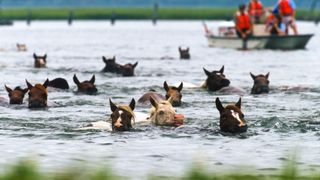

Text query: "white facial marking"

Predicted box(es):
[231, 110, 242, 124]
[114, 110, 124, 128]
[39, 59, 45, 65]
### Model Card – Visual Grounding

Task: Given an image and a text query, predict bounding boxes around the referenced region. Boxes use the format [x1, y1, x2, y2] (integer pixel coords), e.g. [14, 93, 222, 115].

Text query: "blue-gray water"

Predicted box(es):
[0, 20, 320, 178]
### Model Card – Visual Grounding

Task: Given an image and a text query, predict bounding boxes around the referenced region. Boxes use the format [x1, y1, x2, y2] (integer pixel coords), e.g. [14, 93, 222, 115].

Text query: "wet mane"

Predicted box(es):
[118, 105, 135, 120]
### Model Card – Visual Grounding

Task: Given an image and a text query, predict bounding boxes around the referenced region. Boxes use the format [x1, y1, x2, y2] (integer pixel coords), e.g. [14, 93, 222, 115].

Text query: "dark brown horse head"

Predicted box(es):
[26, 79, 49, 108]
[120, 62, 138, 77]
[215, 97, 247, 133]
[73, 74, 97, 95]
[179, 47, 190, 59]
[203, 66, 230, 91]
[5, 85, 28, 104]
[250, 72, 270, 94]
[110, 98, 135, 131]
[164, 81, 183, 107]
[102, 56, 121, 73]
[33, 53, 47, 68]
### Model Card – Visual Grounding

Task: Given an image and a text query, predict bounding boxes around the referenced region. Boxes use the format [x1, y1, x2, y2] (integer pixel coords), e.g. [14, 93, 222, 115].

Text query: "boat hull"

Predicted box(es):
[206, 34, 313, 50]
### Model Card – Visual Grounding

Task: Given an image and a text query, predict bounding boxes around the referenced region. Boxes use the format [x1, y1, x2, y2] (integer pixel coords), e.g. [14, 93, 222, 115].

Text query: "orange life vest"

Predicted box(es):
[249, 1, 263, 16]
[278, 0, 293, 15]
[236, 12, 251, 29]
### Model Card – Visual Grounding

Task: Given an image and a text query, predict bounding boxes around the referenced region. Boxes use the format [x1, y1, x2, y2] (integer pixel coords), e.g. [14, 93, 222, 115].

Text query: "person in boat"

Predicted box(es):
[248, 0, 265, 23]
[267, 14, 286, 35]
[235, 4, 253, 39]
[273, 0, 298, 35]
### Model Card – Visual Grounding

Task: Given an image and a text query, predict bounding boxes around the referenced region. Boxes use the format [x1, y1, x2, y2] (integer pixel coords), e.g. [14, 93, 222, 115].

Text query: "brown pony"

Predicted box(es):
[120, 62, 138, 77]
[5, 85, 28, 104]
[164, 81, 183, 107]
[250, 72, 270, 94]
[102, 56, 121, 73]
[179, 47, 190, 59]
[73, 74, 97, 95]
[33, 53, 47, 68]
[149, 97, 184, 127]
[203, 66, 230, 91]
[215, 97, 247, 133]
[26, 79, 49, 108]
[109, 98, 135, 131]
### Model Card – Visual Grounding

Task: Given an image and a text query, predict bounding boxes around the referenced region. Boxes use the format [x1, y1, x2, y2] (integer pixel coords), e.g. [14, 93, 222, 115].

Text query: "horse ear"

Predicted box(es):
[235, 98, 242, 109]
[109, 99, 117, 112]
[150, 97, 158, 109]
[167, 96, 174, 104]
[186, 47, 189, 52]
[178, 82, 183, 91]
[250, 72, 256, 80]
[203, 68, 211, 77]
[102, 56, 107, 63]
[44, 54, 47, 59]
[90, 75, 95, 84]
[26, 80, 33, 90]
[133, 62, 138, 68]
[265, 72, 270, 79]
[129, 98, 135, 111]
[219, 66, 224, 74]
[22, 88, 29, 94]
[112, 56, 116, 61]
[33, 53, 37, 59]
[5, 85, 12, 93]
[215, 97, 224, 112]
[178, 47, 182, 52]
[163, 81, 169, 92]
[73, 74, 80, 85]
[43, 79, 49, 88]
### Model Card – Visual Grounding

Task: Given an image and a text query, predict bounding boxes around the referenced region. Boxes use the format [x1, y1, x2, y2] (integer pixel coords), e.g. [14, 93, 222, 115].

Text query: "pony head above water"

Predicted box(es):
[250, 72, 270, 94]
[5, 85, 28, 104]
[203, 66, 230, 91]
[215, 97, 247, 133]
[179, 47, 190, 59]
[33, 53, 47, 68]
[102, 56, 121, 73]
[149, 97, 184, 127]
[164, 81, 183, 107]
[73, 74, 97, 95]
[120, 62, 138, 76]
[16, 43, 27, 51]
[109, 98, 135, 132]
[26, 79, 49, 108]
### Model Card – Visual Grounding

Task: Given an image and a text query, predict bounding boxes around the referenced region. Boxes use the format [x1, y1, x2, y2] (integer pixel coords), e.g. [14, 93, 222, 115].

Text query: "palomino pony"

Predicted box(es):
[5, 85, 28, 104]
[73, 74, 97, 95]
[202, 66, 230, 91]
[33, 53, 47, 68]
[16, 43, 27, 51]
[215, 97, 247, 133]
[164, 81, 183, 107]
[179, 47, 190, 59]
[250, 72, 270, 94]
[26, 79, 49, 108]
[149, 97, 184, 127]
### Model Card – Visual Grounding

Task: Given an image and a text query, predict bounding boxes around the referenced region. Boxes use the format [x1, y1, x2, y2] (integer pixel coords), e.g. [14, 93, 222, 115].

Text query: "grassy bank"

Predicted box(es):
[0, 158, 319, 180]
[0, 8, 319, 21]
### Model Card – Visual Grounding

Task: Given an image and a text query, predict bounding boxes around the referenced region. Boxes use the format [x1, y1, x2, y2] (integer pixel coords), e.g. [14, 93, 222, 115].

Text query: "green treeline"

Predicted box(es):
[0, 8, 319, 21]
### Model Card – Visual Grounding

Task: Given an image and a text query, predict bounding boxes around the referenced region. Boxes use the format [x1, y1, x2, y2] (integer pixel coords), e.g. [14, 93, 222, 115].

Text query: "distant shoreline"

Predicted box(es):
[1, 8, 319, 21]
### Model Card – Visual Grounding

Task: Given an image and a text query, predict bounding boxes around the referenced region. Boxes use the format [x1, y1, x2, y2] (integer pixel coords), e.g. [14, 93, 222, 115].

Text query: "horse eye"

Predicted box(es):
[159, 110, 165, 115]
[241, 114, 245, 118]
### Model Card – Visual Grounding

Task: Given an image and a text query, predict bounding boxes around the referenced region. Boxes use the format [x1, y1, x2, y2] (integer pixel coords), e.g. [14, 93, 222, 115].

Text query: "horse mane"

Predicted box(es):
[118, 105, 135, 120]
